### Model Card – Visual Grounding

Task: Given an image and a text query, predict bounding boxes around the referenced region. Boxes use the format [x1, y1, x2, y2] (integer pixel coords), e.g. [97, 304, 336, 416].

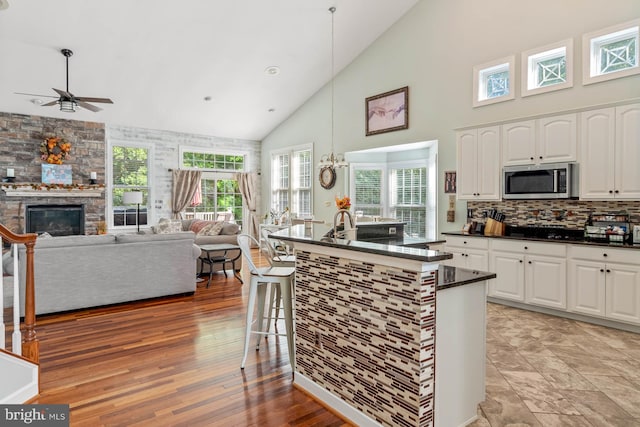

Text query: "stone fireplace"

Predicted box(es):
[25, 204, 85, 236]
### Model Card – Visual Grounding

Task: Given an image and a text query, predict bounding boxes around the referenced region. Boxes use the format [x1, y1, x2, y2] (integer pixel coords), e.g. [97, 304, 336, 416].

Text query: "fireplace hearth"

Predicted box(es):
[26, 204, 85, 236]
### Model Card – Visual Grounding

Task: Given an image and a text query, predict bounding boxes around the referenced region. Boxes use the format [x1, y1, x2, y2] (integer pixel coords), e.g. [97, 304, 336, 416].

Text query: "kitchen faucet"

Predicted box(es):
[333, 209, 356, 239]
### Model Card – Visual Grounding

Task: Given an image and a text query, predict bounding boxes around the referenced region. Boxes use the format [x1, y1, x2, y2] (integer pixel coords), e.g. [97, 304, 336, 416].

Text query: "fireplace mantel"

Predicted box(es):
[1, 184, 105, 198]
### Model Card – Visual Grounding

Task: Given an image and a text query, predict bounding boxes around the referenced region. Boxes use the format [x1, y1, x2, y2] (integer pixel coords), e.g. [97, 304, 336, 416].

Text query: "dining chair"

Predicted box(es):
[237, 234, 296, 370]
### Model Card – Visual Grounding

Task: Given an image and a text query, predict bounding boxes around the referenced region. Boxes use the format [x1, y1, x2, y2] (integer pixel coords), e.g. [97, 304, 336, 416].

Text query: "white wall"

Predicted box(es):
[261, 0, 640, 233]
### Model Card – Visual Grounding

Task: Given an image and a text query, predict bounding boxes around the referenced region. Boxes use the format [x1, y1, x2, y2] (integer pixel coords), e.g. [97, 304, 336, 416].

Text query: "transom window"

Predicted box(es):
[584, 20, 640, 85]
[522, 39, 573, 97]
[182, 150, 244, 171]
[473, 56, 515, 107]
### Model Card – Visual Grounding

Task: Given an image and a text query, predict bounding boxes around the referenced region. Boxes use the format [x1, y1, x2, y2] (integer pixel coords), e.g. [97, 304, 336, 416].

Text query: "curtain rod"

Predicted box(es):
[168, 168, 260, 175]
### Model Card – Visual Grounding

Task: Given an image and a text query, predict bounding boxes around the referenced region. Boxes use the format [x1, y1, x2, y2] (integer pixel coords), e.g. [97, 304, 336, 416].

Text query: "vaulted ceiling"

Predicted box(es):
[0, 0, 418, 140]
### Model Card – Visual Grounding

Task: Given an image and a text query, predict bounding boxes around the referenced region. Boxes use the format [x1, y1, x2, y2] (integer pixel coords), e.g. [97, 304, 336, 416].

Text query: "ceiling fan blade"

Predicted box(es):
[76, 101, 102, 112]
[41, 100, 59, 107]
[75, 96, 113, 104]
[52, 88, 73, 98]
[14, 92, 58, 99]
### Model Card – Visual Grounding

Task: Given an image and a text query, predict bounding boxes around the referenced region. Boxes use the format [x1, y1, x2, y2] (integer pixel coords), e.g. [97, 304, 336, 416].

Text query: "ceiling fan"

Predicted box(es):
[16, 48, 113, 112]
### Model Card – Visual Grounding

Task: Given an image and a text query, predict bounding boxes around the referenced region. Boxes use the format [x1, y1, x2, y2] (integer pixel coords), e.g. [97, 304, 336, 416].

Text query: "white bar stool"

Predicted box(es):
[237, 234, 296, 370]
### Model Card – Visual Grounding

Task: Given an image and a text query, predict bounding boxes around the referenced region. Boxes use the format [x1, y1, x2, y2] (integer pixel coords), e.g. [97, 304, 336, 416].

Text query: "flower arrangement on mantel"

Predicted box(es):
[40, 136, 71, 164]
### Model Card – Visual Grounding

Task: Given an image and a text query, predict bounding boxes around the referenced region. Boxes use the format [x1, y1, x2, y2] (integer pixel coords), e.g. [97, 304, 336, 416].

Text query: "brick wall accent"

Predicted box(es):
[0, 112, 106, 233]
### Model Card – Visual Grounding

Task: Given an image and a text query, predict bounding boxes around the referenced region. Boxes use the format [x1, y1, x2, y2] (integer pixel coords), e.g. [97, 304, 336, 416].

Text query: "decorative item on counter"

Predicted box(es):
[41, 136, 71, 164]
[335, 195, 351, 224]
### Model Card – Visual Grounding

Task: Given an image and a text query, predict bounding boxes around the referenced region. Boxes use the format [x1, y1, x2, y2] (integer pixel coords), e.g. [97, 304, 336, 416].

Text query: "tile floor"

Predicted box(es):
[470, 303, 640, 426]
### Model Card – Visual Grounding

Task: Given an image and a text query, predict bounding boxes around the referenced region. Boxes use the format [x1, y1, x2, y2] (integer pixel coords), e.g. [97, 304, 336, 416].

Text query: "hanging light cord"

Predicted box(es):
[329, 6, 336, 160]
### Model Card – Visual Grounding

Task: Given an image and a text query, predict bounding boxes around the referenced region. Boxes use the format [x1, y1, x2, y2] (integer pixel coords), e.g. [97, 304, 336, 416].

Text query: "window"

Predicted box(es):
[271, 145, 312, 217]
[522, 39, 573, 97]
[390, 167, 427, 238]
[180, 147, 247, 227]
[110, 143, 152, 229]
[350, 160, 433, 239]
[473, 56, 515, 107]
[583, 19, 640, 85]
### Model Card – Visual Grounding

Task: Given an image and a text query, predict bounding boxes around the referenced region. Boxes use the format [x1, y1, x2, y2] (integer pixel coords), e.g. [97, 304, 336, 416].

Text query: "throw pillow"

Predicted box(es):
[154, 218, 182, 234]
[197, 222, 224, 236]
[221, 222, 240, 235]
[189, 219, 211, 234]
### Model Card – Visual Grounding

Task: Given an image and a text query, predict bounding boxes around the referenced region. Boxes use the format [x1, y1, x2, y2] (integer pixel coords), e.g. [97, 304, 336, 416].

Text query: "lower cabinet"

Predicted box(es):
[443, 236, 489, 270]
[489, 240, 566, 309]
[568, 245, 640, 325]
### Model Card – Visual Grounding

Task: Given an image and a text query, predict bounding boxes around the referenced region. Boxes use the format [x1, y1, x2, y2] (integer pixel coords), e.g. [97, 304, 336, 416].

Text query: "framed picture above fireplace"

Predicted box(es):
[42, 164, 72, 185]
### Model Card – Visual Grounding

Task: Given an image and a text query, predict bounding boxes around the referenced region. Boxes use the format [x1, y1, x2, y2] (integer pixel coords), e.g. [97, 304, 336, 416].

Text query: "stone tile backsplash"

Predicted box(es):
[468, 200, 640, 229]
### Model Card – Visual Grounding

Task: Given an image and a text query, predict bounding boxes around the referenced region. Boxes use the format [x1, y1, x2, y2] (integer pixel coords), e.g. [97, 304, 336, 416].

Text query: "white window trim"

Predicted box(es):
[178, 145, 250, 172]
[270, 143, 313, 216]
[583, 19, 640, 85]
[107, 139, 155, 230]
[521, 39, 573, 97]
[473, 55, 516, 107]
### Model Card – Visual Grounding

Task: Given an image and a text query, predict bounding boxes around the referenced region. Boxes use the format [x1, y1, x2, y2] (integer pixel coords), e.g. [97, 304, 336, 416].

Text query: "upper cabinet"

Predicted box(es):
[580, 103, 640, 200]
[456, 126, 501, 201]
[502, 115, 577, 166]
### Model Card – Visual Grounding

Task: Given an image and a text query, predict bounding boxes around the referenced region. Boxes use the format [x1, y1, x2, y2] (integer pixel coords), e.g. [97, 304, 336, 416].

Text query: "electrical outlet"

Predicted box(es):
[389, 227, 396, 235]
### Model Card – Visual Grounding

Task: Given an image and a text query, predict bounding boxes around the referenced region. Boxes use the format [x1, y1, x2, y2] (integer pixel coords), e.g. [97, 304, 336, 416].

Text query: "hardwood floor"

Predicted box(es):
[6, 249, 348, 427]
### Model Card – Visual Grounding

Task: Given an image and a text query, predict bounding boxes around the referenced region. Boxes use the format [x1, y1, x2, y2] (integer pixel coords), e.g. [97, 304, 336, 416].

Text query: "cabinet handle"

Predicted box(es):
[528, 261, 532, 264]
[600, 268, 604, 272]
[463, 241, 467, 244]
[606, 269, 611, 273]
[615, 190, 619, 194]
[524, 246, 528, 250]
[539, 156, 543, 160]
[530, 157, 534, 160]
[603, 253, 608, 257]
[609, 190, 613, 194]
[519, 260, 523, 263]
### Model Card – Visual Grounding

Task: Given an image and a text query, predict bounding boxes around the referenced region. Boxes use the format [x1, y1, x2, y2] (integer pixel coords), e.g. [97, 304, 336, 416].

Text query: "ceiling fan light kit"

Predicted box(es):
[15, 48, 113, 113]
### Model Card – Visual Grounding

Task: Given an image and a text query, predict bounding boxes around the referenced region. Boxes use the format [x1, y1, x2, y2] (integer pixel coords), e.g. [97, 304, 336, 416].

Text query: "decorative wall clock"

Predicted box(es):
[319, 166, 336, 189]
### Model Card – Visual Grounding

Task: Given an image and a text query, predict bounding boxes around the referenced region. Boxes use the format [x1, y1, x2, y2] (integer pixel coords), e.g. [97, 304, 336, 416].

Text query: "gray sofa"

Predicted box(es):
[11, 232, 200, 316]
[179, 219, 242, 274]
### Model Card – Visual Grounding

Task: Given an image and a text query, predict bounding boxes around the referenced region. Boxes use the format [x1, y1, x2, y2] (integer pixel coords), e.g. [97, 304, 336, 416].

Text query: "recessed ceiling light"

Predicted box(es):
[203, 96, 213, 102]
[0, 0, 9, 11]
[264, 66, 280, 76]
[268, 108, 276, 113]
[30, 99, 43, 105]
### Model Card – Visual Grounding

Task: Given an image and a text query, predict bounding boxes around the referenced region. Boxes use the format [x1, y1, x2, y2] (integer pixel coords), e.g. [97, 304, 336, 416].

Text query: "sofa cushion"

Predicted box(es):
[189, 219, 211, 234]
[154, 218, 183, 234]
[197, 222, 224, 236]
[221, 222, 240, 235]
[34, 234, 116, 249]
[116, 231, 195, 244]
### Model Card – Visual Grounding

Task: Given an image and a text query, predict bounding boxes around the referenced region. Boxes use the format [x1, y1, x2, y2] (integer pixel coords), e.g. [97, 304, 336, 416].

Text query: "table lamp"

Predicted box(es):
[123, 191, 143, 233]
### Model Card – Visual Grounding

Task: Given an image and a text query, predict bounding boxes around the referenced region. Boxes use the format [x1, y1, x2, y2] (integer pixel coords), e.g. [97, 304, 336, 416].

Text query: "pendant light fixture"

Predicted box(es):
[318, 6, 348, 169]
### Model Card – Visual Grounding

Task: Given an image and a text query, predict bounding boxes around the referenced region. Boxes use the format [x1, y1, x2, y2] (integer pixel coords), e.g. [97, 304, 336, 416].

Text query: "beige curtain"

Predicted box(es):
[171, 170, 202, 219]
[235, 172, 259, 239]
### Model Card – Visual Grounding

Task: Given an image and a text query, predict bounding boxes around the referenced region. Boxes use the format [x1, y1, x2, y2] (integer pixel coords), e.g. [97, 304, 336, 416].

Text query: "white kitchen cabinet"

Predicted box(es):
[456, 126, 501, 201]
[580, 103, 640, 200]
[443, 236, 489, 270]
[568, 245, 640, 325]
[489, 240, 566, 309]
[502, 116, 577, 166]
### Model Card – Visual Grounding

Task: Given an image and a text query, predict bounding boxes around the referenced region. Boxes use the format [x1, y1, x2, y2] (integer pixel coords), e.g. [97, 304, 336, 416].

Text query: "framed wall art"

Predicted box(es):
[365, 86, 409, 136]
[42, 164, 72, 185]
[444, 171, 457, 194]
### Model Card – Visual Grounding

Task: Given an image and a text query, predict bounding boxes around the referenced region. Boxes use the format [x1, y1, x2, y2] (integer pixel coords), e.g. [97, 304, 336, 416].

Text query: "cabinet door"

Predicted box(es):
[525, 255, 567, 309]
[615, 104, 640, 199]
[502, 120, 536, 166]
[443, 248, 465, 268]
[456, 130, 479, 200]
[466, 249, 489, 271]
[606, 263, 640, 325]
[580, 108, 615, 199]
[537, 114, 577, 164]
[567, 259, 606, 317]
[476, 126, 501, 200]
[489, 251, 525, 302]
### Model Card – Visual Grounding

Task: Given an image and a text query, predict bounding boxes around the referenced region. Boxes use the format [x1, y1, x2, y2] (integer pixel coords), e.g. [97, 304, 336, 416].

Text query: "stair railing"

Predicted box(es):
[0, 224, 38, 363]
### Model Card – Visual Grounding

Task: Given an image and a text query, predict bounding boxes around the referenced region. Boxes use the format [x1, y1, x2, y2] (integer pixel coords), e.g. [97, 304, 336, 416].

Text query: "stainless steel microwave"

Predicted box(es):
[503, 162, 578, 199]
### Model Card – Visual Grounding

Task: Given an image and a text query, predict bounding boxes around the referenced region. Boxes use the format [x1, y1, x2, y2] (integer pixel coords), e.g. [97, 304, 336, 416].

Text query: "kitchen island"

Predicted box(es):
[271, 225, 496, 427]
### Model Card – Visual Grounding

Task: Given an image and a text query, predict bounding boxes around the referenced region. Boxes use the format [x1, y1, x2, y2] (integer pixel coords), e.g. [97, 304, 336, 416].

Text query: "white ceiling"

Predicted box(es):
[0, 0, 418, 141]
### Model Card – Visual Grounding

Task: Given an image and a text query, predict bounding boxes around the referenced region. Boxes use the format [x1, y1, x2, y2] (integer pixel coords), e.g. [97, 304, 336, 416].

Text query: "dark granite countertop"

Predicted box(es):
[271, 224, 452, 262]
[442, 231, 640, 249]
[438, 265, 496, 291]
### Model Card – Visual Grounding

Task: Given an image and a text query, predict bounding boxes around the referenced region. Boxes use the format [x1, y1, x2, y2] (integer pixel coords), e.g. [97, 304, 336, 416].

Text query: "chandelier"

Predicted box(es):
[318, 6, 348, 169]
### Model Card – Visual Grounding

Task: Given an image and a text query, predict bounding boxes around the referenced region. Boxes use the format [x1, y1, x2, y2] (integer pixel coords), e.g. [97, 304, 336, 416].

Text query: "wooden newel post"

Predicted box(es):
[22, 241, 39, 363]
